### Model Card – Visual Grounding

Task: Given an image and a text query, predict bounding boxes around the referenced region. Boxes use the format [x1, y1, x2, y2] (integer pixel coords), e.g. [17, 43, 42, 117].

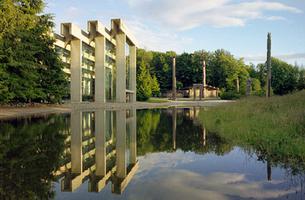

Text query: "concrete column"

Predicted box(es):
[71, 110, 83, 173]
[115, 33, 126, 103]
[129, 45, 137, 102]
[193, 86, 196, 100]
[70, 39, 82, 103]
[95, 36, 106, 103]
[116, 110, 126, 178]
[130, 109, 137, 164]
[95, 109, 106, 176]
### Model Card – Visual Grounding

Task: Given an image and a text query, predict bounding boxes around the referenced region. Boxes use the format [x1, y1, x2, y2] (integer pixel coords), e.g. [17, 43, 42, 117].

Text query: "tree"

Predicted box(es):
[0, 115, 68, 199]
[251, 78, 263, 95]
[297, 69, 305, 90]
[137, 61, 152, 101]
[151, 75, 160, 97]
[270, 58, 298, 95]
[0, 0, 68, 104]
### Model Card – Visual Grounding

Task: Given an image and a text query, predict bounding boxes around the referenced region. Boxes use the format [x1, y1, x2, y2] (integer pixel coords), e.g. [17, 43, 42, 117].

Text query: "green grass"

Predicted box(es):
[199, 90, 305, 173]
[146, 98, 169, 103]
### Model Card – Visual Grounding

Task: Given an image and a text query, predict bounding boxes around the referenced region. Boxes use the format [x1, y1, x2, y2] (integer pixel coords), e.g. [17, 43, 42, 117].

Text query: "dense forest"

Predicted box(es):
[136, 48, 305, 100]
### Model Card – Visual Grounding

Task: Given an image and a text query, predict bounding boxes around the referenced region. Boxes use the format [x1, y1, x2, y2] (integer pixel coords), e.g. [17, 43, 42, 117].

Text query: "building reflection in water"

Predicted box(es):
[54, 108, 138, 194]
[53, 106, 274, 196]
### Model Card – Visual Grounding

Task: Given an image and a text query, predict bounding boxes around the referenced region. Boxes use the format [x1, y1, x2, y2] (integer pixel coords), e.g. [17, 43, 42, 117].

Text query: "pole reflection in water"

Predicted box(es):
[172, 107, 176, 150]
[57, 108, 138, 194]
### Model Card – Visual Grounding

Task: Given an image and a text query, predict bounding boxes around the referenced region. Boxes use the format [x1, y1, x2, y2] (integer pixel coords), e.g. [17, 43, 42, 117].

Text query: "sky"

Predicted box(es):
[44, 0, 305, 66]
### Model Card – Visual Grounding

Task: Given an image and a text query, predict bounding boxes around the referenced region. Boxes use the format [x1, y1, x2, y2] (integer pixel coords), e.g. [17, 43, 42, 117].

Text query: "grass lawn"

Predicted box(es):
[146, 98, 170, 103]
[199, 90, 305, 173]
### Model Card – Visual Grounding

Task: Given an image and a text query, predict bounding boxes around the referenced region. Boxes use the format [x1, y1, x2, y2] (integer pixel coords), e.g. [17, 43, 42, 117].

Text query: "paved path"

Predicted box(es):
[0, 100, 231, 120]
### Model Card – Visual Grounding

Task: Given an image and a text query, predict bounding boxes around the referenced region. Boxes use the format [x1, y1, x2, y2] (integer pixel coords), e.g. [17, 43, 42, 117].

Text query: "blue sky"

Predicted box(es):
[44, 0, 305, 66]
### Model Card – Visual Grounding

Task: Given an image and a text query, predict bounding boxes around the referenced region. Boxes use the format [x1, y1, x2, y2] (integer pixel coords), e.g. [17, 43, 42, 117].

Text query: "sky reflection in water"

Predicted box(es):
[0, 108, 304, 200]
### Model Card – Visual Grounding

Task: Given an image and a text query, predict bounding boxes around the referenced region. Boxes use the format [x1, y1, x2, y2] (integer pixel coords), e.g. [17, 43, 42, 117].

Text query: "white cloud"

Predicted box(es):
[127, 169, 296, 200]
[125, 19, 193, 52]
[242, 53, 305, 67]
[243, 53, 305, 62]
[266, 16, 287, 21]
[124, 0, 302, 30]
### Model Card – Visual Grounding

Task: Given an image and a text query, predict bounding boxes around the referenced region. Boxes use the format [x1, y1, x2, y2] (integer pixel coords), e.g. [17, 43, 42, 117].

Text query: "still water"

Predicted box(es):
[0, 108, 304, 200]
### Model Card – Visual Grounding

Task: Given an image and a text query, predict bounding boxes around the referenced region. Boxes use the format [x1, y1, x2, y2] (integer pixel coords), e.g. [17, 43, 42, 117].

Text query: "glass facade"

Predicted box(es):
[105, 67, 112, 101]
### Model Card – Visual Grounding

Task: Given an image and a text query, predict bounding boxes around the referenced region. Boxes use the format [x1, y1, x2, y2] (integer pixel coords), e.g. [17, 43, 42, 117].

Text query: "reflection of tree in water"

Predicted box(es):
[137, 108, 305, 194]
[0, 115, 69, 200]
[136, 108, 233, 156]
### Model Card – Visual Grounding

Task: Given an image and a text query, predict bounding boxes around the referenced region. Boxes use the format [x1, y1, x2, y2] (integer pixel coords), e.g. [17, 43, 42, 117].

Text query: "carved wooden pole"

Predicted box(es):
[172, 57, 176, 100]
[266, 33, 272, 98]
[202, 60, 206, 99]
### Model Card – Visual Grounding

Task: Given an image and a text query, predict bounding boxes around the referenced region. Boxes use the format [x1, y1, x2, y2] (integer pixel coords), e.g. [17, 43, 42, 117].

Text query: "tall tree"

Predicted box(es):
[137, 61, 152, 101]
[0, 0, 68, 104]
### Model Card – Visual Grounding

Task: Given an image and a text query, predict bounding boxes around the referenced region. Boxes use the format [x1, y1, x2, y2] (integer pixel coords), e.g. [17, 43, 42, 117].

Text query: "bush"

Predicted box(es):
[220, 90, 241, 100]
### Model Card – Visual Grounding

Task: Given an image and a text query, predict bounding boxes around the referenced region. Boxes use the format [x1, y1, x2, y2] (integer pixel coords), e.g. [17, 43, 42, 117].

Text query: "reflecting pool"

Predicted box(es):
[0, 108, 304, 199]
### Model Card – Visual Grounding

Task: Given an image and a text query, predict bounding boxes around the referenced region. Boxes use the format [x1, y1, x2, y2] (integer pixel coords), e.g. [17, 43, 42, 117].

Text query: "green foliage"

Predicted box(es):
[137, 48, 255, 97]
[136, 108, 233, 156]
[137, 49, 303, 98]
[251, 78, 263, 96]
[220, 90, 241, 100]
[151, 74, 160, 97]
[270, 58, 298, 95]
[297, 69, 305, 90]
[199, 90, 305, 173]
[0, 114, 68, 199]
[136, 49, 162, 101]
[137, 61, 152, 101]
[0, 0, 68, 104]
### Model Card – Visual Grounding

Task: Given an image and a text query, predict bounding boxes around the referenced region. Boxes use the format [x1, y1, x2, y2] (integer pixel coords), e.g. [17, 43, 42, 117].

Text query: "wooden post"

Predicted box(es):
[236, 77, 240, 93]
[199, 85, 202, 100]
[202, 60, 206, 98]
[172, 57, 176, 100]
[246, 78, 252, 96]
[266, 33, 272, 98]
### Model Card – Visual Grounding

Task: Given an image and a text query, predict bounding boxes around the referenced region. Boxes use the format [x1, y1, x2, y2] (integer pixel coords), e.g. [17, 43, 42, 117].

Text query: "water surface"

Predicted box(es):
[0, 108, 304, 199]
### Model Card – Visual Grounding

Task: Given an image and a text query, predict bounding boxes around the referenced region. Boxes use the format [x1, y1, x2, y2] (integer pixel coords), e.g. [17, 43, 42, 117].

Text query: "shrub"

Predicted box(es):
[220, 90, 241, 100]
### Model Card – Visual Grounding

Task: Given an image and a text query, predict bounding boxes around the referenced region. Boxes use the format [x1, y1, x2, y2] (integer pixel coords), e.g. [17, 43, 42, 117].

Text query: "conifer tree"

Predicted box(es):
[0, 0, 68, 104]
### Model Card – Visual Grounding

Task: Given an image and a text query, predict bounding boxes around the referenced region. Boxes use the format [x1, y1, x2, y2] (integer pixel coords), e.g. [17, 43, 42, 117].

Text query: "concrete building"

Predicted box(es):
[54, 19, 137, 103]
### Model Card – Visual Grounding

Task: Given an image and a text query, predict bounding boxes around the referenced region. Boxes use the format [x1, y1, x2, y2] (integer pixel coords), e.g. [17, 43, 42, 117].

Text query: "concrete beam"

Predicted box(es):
[87, 20, 107, 37]
[111, 19, 138, 46]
